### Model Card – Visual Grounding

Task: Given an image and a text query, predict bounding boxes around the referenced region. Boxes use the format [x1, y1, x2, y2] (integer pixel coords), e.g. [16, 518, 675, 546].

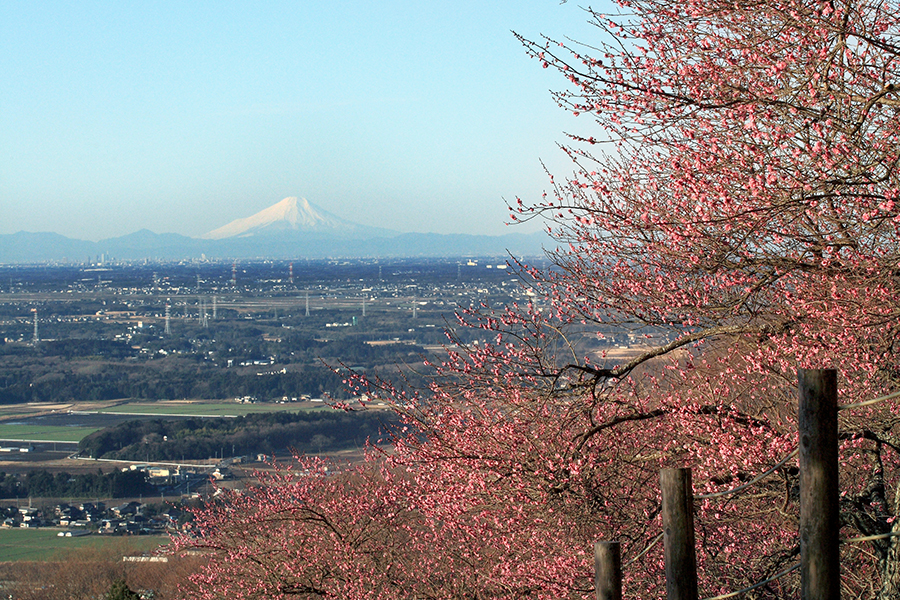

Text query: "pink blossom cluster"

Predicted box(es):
[174, 1, 900, 598]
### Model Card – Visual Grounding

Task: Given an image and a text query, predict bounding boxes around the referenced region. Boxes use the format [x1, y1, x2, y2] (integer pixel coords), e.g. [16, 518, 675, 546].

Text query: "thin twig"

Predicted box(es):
[843, 531, 900, 543]
[624, 532, 664, 567]
[696, 449, 798, 500]
[701, 563, 799, 600]
[839, 389, 900, 411]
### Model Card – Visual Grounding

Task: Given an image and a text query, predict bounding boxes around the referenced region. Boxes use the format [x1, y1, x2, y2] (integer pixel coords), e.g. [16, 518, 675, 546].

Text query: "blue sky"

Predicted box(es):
[1, 1, 600, 241]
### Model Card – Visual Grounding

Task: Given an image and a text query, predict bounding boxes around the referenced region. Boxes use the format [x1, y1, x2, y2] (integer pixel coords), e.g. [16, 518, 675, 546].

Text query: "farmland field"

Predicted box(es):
[0, 423, 99, 443]
[0, 528, 168, 561]
[0, 400, 329, 445]
[98, 400, 325, 417]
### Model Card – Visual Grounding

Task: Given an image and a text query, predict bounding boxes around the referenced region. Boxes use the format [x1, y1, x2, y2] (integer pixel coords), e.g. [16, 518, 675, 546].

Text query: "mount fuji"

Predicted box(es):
[202, 197, 392, 240]
[0, 196, 549, 262]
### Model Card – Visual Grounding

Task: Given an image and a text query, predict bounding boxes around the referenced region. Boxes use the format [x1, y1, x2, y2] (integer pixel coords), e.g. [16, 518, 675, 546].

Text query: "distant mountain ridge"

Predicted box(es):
[0, 197, 550, 263]
[0, 231, 96, 263]
[202, 197, 392, 240]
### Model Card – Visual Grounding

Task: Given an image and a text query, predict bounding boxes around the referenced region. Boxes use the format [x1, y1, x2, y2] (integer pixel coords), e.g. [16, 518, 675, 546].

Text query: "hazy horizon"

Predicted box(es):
[1, 1, 601, 242]
[1, 195, 553, 243]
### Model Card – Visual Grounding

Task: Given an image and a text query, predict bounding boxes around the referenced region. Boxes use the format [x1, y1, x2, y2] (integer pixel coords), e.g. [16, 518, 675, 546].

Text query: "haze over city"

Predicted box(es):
[0, 1, 598, 242]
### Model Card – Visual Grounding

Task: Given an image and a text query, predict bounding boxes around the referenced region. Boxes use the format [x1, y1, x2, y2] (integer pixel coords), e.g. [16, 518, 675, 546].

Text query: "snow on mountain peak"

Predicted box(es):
[201, 197, 349, 240]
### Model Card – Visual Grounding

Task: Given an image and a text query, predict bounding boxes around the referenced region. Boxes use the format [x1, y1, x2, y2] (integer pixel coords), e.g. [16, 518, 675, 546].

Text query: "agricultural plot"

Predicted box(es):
[0, 528, 167, 561]
[0, 401, 327, 446]
[99, 400, 325, 417]
[0, 423, 99, 443]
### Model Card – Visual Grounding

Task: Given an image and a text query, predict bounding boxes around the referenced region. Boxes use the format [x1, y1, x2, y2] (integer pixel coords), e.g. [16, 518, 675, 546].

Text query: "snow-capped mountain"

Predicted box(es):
[201, 197, 375, 239]
[0, 196, 550, 262]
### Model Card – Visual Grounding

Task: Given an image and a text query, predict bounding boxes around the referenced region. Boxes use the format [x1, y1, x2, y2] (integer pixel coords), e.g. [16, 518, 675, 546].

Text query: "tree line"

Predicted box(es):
[0, 468, 154, 499]
[0, 363, 350, 404]
[0, 334, 429, 404]
[77, 410, 397, 461]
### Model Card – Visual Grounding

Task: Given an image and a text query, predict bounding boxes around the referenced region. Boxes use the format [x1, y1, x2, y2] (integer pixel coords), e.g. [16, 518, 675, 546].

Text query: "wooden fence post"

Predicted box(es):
[798, 368, 840, 600]
[661, 468, 698, 600]
[594, 541, 622, 600]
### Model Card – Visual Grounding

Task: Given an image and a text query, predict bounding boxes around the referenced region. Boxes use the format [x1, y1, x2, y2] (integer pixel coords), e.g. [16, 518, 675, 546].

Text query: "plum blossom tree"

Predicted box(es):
[175, 1, 900, 598]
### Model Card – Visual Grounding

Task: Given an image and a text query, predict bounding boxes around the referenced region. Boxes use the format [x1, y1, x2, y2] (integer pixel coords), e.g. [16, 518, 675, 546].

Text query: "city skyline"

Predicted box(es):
[0, 1, 601, 241]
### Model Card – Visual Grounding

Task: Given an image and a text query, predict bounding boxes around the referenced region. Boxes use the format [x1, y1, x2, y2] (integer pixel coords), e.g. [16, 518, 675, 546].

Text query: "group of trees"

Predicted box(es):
[0, 362, 350, 404]
[78, 411, 396, 461]
[0, 329, 428, 405]
[0, 468, 154, 499]
[34, 339, 137, 360]
[173, 1, 900, 598]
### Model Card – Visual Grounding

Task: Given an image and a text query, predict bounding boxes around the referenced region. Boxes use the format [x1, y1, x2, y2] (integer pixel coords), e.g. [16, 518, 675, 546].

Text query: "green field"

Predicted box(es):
[0, 402, 329, 445]
[0, 528, 168, 561]
[100, 401, 325, 417]
[0, 424, 100, 442]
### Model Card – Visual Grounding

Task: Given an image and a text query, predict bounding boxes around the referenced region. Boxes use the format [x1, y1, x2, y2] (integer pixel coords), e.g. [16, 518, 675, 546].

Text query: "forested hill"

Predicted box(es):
[78, 410, 398, 461]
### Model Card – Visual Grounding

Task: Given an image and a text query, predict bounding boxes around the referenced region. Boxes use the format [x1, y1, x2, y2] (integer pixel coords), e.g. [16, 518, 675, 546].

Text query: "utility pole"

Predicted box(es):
[201, 297, 209, 328]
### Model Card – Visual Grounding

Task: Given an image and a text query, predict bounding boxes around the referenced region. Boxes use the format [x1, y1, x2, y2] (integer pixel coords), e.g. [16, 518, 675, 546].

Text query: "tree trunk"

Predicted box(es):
[878, 519, 900, 599]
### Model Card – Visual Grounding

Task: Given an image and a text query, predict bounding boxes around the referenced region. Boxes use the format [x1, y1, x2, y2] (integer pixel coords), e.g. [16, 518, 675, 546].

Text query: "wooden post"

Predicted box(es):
[594, 541, 622, 600]
[661, 468, 698, 600]
[798, 368, 840, 600]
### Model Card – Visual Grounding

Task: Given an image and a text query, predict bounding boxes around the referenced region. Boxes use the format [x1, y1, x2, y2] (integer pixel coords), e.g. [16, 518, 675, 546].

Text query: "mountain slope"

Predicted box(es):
[201, 197, 393, 240]
[0, 197, 551, 262]
[0, 232, 95, 262]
